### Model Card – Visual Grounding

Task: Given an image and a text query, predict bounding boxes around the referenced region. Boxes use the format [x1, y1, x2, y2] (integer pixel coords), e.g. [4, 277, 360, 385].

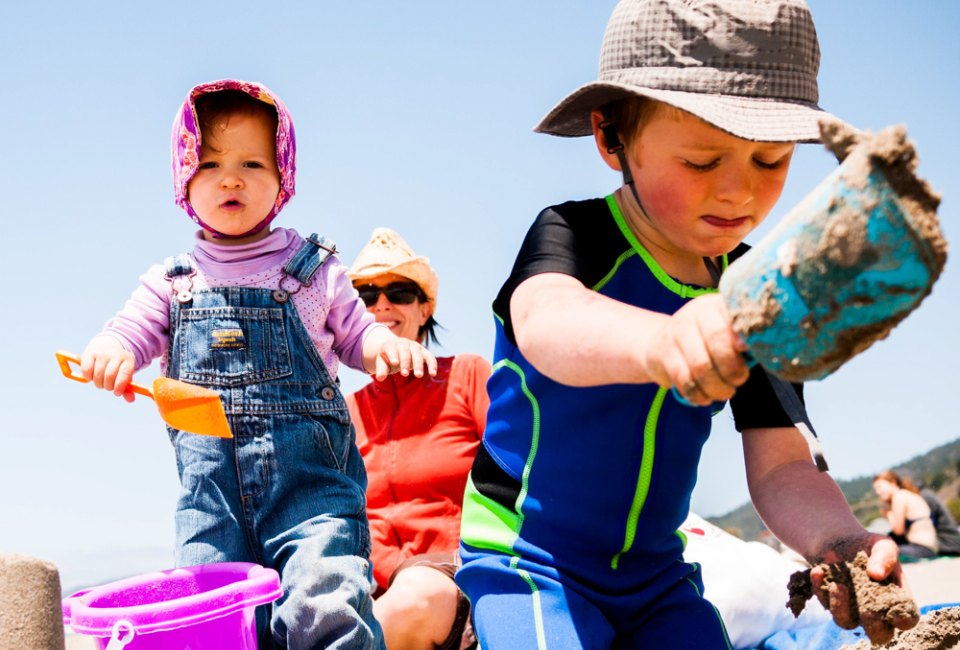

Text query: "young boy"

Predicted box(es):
[456, 1, 915, 647]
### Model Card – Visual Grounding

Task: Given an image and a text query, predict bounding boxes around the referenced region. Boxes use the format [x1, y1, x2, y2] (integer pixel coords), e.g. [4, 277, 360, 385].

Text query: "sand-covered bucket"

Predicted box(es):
[62, 562, 281, 649]
[720, 119, 947, 382]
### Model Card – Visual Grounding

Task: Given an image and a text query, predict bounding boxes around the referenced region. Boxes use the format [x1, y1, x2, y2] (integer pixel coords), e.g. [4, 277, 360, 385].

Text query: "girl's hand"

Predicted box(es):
[374, 337, 438, 382]
[643, 294, 750, 405]
[81, 335, 137, 402]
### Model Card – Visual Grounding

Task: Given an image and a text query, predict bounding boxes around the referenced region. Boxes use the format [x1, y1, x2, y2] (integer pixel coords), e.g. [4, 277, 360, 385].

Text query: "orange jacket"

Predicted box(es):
[347, 354, 491, 588]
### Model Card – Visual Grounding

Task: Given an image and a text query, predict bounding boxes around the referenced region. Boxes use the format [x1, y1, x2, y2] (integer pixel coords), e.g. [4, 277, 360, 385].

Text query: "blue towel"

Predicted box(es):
[760, 621, 867, 649]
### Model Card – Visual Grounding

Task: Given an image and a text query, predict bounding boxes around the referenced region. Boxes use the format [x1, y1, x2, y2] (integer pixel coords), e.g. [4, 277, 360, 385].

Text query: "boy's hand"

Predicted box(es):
[644, 294, 749, 405]
[810, 534, 916, 641]
[81, 335, 137, 402]
[373, 337, 438, 382]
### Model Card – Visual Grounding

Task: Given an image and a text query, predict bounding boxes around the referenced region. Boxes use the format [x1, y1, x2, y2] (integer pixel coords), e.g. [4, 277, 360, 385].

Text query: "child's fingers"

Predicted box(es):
[405, 341, 437, 378]
[396, 342, 414, 377]
[701, 326, 750, 388]
[383, 340, 400, 368]
[669, 317, 730, 405]
[666, 295, 749, 403]
[91, 356, 108, 389]
[113, 359, 136, 397]
[374, 355, 391, 381]
[406, 344, 424, 378]
[79, 353, 95, 382]
[102, 357, 126, 393]
[425, 349, 438, 377]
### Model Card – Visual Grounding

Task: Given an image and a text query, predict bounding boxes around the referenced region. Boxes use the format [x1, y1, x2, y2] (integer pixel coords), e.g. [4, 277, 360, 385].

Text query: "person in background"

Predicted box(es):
[892, 470, 960, 557]
[347, 228, 491, 650]
[921, 487, 960, 556]
[873, 470, 939, 561]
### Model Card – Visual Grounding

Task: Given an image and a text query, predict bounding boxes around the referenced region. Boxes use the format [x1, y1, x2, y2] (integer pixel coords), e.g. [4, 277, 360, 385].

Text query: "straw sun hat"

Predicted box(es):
[348, 228, 439, 313]
[536, 0, 832, 143]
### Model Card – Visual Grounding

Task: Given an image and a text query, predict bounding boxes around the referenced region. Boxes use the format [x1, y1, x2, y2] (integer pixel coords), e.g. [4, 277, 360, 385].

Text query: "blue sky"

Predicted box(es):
[2, 2, 957, 591]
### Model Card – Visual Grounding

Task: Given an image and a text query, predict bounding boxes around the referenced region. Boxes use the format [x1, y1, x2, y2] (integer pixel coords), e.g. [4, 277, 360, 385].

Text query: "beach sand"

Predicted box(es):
[903, 556, 960, 608]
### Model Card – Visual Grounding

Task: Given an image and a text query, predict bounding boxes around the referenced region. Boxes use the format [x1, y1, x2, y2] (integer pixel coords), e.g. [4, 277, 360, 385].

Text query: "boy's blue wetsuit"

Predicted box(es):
[457, 196, 801, 649]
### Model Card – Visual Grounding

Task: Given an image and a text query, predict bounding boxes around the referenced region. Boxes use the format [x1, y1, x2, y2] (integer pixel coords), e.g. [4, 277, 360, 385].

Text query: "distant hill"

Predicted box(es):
[708, 437, 960, 541]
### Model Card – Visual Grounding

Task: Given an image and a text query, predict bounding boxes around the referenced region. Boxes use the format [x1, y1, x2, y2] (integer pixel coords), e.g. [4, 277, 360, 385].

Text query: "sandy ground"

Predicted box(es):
[61, 557, 960, 649]
[903, 556, 960, 608]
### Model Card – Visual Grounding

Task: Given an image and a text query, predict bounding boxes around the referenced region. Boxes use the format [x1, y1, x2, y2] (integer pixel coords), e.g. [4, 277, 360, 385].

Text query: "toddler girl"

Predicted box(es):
[80, 79, 434, 649]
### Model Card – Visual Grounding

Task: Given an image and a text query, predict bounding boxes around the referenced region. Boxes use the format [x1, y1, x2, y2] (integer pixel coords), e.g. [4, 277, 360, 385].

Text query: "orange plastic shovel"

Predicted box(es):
[56, 350, 232, 439]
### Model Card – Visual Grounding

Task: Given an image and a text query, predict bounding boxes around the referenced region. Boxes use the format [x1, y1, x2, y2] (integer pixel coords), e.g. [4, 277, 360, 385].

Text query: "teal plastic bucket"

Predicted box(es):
[720, 123, 945, 382]
[62, 562, 281, 649]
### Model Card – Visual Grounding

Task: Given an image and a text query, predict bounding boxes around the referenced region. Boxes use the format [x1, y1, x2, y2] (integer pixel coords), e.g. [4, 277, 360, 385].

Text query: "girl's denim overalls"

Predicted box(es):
[164, 234, 384, 649]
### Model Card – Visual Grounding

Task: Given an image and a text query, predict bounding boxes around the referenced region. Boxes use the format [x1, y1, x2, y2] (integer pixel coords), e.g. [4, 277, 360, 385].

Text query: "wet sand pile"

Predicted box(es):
[0, 553, 66, 650]
[787, 551, 918, 645]
[842, 607, 960, 649]
[820, 118, 946, 270]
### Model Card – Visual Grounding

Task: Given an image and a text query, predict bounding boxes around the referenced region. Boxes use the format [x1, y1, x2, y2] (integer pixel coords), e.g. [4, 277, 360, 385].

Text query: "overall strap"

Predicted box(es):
[163, 254, 196, 304]
[283, 233, 338, 285]
[163, 253, 195, 278]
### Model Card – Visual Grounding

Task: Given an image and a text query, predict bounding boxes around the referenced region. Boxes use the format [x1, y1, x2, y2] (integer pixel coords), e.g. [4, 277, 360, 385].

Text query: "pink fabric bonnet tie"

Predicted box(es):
[171, 79, 296, 238]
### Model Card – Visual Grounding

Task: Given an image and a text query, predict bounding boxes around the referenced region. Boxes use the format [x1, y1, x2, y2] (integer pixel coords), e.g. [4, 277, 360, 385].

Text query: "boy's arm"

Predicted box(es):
[743, 426, 913, 638]
[511, 273, 748, 402]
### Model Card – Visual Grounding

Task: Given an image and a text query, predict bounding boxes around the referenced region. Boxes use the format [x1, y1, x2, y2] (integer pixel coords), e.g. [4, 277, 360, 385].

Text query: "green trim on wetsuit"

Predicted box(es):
[604, 194, 730, 296]
[460, 359, 541, 554]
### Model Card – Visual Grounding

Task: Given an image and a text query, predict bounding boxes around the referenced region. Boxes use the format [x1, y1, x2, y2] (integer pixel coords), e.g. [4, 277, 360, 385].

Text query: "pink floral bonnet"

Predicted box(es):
[171, 79, 296, 238]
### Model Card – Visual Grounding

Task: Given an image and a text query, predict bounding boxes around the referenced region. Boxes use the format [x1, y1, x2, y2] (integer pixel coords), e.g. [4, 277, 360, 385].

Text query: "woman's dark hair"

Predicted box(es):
[194, 90, 278, 144]
[420, 314, 442, 349]
[408, 283, 442, 348]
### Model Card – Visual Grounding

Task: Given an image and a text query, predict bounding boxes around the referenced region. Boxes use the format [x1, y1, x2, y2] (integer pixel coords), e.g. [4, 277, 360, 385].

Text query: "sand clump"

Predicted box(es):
[787, 551, 919, 645]
[842, 607, 960, 649]
[819, 117, 946, 275]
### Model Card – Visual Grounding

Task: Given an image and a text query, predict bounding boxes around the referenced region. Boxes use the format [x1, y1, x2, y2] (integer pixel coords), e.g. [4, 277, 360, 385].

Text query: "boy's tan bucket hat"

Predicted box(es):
[536, 0, 831, 143]
[348, 227, 439, 311]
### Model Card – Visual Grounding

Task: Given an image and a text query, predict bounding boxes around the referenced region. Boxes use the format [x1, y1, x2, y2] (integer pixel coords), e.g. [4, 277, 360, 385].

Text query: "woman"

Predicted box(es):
[873, 470, 939, 561]
[346, 228, 491, 650]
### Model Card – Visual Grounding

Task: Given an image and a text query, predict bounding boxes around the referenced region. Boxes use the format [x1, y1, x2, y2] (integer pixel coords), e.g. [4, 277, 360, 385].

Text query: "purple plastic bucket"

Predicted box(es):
[62, 562, 281, 649]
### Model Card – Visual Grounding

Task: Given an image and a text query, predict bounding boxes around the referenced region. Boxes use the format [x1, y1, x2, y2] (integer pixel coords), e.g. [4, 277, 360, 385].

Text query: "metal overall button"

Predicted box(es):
[273, 271, 309, 304]
[320, 386, 336, 401]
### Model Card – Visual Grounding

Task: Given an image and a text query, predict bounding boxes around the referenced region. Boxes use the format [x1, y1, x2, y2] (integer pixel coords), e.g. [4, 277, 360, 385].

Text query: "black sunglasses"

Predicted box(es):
[356, 282, 424, 307]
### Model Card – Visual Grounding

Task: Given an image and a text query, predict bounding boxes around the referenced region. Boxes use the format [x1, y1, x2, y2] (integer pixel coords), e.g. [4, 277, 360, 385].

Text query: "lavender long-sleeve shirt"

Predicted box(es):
[101, 227, 381, 379]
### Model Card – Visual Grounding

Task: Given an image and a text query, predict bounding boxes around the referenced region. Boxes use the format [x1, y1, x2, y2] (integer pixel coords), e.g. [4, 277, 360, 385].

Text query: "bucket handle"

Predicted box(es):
[106, 620, 136, 649]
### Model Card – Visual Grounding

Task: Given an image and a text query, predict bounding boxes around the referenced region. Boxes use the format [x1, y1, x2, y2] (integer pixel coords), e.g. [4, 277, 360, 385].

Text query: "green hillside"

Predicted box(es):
[708, 437, 960, 541]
